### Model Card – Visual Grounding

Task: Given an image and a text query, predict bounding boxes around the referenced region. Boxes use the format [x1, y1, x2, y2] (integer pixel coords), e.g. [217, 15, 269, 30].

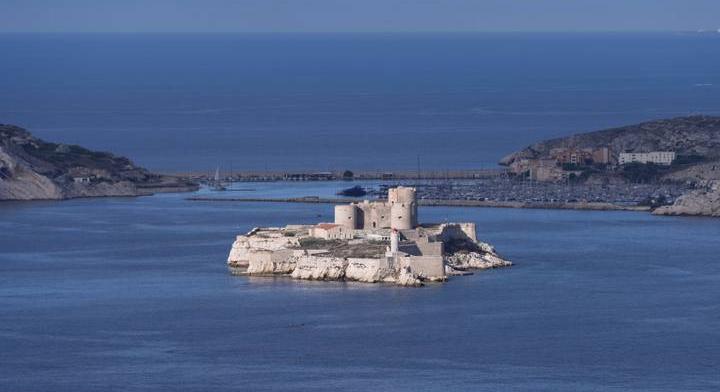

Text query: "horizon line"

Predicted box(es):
[0, 29, 717, 34]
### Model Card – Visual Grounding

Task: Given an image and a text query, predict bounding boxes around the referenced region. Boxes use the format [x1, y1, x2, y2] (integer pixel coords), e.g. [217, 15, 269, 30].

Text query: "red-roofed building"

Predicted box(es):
[309, 223, 354, 240]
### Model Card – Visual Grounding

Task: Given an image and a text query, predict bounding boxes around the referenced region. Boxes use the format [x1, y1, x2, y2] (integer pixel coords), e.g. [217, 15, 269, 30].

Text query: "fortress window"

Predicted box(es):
[373, 222, 376, 228]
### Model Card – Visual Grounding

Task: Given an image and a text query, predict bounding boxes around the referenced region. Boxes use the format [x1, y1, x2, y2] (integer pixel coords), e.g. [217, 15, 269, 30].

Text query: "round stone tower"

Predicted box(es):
[334, 204, 359, 229]
[388, 186, 417, 230]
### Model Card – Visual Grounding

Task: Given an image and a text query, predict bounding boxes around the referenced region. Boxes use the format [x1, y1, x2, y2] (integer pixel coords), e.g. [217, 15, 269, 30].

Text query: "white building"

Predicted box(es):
[618, 151, 676, 165]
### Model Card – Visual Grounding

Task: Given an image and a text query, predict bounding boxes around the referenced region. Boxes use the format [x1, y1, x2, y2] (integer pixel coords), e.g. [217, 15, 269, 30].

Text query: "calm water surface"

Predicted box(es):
[1, 32, 720, 390]
[1, 184, 718, 391]
[1, 32, 720, 171]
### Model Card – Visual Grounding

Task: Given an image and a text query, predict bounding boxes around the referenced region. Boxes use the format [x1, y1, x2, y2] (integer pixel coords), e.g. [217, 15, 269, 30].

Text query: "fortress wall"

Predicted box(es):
[400, 229, 420, 241]
[357, 201, 390, 229]
[459, 223, 478, 242]
[415, 240, 443, 256]
[373, 204, 391, 228]
[406, 256, 445, 281]
[437, 223, 477, 243]
[398, 242, 422, 256]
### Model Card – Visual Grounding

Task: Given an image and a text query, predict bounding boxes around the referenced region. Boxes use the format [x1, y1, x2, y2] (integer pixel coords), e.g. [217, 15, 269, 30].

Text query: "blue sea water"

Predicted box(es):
[1, 32, 720, 171]
[1, 186, 719, 391]
[2, 33, 720, 391]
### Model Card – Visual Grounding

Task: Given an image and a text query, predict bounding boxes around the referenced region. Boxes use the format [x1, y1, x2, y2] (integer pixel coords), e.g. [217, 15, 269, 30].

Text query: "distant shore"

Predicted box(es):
[187, 195, 651, 212]
[168, 169, 505, 182]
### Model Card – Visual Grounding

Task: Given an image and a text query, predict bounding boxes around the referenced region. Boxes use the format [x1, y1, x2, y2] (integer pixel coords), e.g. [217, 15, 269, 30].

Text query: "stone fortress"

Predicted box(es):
[227, 186, 511, 286]
[335, 186, 418, 231]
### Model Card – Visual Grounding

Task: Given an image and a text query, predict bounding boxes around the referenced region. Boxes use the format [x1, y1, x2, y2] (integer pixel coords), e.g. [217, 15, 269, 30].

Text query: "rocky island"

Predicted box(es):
[0, 124, 198, 201]
[227, 186, 511, 286]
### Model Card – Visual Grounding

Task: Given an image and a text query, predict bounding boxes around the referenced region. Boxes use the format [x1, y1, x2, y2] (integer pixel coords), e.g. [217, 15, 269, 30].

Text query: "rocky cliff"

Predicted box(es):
[227, 224, 512, 287]
[500, 116, 720, 166]
[653, 181, 720, 217]
[0, 124, 198, 201]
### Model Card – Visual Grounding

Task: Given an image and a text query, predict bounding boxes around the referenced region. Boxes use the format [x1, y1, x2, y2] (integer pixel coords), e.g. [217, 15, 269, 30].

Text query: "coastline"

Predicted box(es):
[187, 196, 651, 212]
[0, 184, 200, 203]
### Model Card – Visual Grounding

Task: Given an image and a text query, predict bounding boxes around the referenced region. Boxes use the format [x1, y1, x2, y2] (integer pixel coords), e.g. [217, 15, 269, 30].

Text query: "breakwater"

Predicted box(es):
[172, 169, 505, 182]
[187, 196, 650, 212]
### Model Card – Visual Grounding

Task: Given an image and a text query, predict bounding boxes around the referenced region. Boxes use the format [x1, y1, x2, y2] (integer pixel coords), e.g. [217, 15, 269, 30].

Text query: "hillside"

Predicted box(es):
[0, 124, 197, 201]
[500, 115, 720, 167]
[500, 116, 720, 217]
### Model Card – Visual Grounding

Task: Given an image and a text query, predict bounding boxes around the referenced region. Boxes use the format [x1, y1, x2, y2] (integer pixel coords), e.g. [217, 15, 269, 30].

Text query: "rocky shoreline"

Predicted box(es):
[0, 124, 198, 201]
[227, 188, 512, 287]
[227, 231, 512, 287]
[653, 181, 720, 217]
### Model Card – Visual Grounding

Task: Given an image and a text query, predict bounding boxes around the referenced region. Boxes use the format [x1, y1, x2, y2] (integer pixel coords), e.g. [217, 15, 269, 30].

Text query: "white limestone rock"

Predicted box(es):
[226, 222, 512, 286]
[395, 266, 422, 287]
[444, 265, 474, 276]
[0, 147, 63, 200]
[345, 258, 394, 283]
[245, 253, 276, 274]
[227, 229, 301, 267]
[291, 256, 347, 281]
[476, 241, 496, 254]
[446, 251, 512, 270]
[227, 235, 255, 267]
[246, 256, 298, 275]
[653, 181, 720, 217]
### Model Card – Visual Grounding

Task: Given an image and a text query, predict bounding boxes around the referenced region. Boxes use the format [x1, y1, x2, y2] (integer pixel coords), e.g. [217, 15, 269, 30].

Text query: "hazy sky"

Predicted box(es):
[1, 0, 719, 33]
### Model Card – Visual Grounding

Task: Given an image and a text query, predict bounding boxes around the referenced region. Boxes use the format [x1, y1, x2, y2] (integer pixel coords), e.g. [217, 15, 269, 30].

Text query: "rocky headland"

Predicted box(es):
[653, 180, 720, 217]
[0, 124, 198, 201]
[501, 115, 720, 167]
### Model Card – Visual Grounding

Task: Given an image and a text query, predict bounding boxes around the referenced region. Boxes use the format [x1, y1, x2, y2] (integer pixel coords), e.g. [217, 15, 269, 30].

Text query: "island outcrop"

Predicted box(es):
[0, 124, 198, 201]
[227, 187, 511, 286]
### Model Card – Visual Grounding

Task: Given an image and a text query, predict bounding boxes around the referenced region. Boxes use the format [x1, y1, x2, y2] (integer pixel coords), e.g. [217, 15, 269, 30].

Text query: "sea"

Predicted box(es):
[1, 32, 720, 171]
[1, 33, 720, 391]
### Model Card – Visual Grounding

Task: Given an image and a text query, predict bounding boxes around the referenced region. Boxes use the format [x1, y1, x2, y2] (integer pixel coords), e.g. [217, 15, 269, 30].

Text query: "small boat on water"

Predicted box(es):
[210, 166, 227, 191]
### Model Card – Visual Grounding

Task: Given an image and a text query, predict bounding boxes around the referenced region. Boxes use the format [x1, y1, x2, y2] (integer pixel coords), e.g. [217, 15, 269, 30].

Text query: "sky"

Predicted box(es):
[0, 0, 719, 33]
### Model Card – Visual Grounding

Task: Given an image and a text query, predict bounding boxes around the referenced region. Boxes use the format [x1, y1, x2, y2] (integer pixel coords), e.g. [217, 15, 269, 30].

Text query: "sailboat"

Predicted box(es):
[210, 166, 227, 191]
